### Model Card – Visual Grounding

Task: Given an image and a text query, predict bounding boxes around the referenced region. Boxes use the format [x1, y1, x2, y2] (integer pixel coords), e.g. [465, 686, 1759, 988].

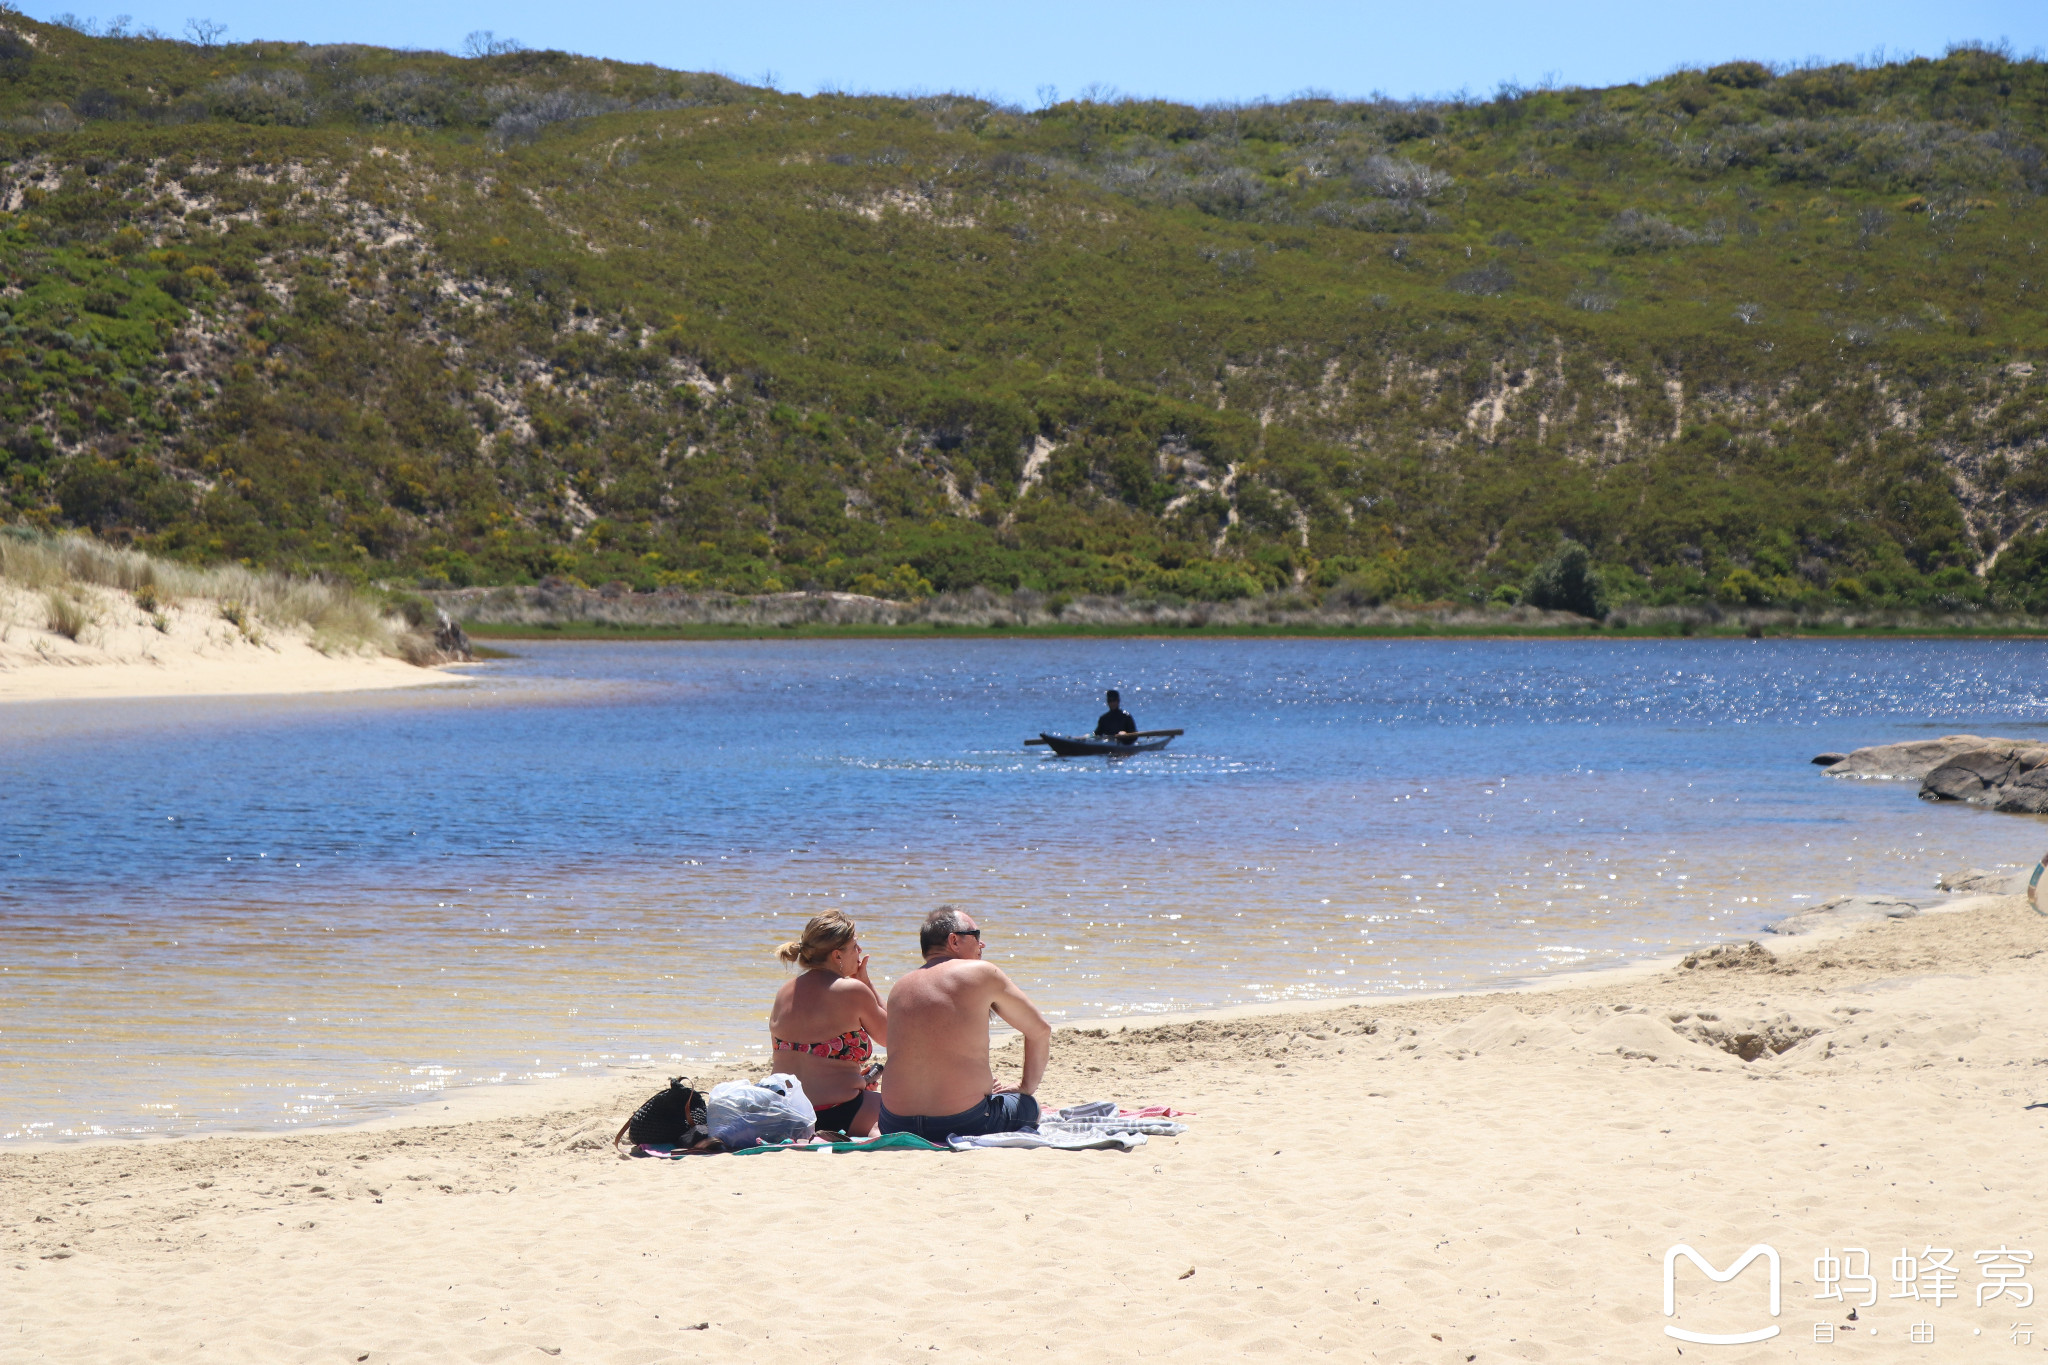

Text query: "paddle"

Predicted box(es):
[1024, 729, 1184, 746]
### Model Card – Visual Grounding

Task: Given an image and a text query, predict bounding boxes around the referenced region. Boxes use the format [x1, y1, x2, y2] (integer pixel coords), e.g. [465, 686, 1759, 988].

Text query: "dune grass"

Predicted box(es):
[0, 527, 400, 654]
[40, 587, 92, 640]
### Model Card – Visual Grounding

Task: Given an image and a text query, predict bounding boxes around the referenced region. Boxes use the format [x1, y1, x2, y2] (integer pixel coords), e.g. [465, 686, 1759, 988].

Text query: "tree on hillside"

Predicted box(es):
[462, 30, 526, 58]
[1989, 534, 2048, 613]
[1523, 541, 1606, 620]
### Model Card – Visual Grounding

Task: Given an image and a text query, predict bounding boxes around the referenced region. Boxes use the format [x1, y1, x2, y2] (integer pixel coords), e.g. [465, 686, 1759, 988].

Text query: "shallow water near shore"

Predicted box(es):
[4, 636, 2046, 1142]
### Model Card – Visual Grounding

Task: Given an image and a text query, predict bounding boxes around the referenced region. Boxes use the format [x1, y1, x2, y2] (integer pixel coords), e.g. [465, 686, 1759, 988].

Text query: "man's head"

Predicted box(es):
[919, 904, 983, 960]
[1105, 689, 1120, 706]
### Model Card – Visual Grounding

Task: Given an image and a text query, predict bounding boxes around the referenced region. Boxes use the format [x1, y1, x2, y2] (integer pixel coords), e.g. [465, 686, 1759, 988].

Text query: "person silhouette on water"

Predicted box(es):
[1094, 689, 1137, 739]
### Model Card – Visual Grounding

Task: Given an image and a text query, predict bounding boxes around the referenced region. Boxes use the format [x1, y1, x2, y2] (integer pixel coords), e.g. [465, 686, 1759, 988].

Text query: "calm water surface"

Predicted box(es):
[4, 637, 2046, 1140]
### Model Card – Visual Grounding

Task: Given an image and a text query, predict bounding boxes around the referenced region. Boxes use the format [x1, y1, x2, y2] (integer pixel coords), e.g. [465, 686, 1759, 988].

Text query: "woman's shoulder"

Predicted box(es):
[824, 972, 882, 1005]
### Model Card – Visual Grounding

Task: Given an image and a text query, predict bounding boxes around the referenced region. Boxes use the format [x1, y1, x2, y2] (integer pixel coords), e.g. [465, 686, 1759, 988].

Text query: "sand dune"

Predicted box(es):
[0, 578, 459, 702]
[5, 896, 2045, 1362]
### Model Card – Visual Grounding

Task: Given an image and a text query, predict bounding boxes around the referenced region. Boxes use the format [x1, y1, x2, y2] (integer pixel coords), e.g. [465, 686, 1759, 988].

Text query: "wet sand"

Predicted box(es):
[5, 894, 2044, 1363]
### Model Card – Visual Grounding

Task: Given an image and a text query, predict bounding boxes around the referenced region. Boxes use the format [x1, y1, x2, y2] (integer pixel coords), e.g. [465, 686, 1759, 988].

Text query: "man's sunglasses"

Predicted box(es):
[954, 928, 982, 939]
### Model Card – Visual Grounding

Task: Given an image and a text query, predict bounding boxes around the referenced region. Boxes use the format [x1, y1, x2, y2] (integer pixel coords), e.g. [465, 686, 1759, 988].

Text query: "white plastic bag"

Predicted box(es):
[706, 1073, 816, 1147]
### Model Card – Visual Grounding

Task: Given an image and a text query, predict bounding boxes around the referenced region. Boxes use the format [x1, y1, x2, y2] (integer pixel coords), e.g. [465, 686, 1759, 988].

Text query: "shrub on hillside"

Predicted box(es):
[850, 563, 933, 601]
[1147, 559, 1264, 601]
[1717, 568, 1772, 605]
[1447, 263, 1515, 296]
[487, 89, 622, 145]
[1317, 554, 1409, 608]
[1522, 541, 1606, 618]
[348, 72, 473, 127]
[1351, 155, 1454, 205]
[206, 72, 312, 126]
[1601, 209, 1707, 253]
[1988, 534, 2048, 613]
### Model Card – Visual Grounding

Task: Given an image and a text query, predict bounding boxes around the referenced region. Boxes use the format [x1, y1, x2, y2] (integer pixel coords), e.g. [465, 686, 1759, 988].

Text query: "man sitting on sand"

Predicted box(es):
[878, 906, 1052, 1139]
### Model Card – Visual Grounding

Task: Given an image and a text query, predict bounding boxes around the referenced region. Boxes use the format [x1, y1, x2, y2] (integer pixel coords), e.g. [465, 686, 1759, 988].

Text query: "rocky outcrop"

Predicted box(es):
[433, 609, 474, 662]
[1821, 734, 2048, 814]
[1767, 895, 1922, 935]
[396, 608, 474, 666]
[1920, 743, 2048, 813]
[1819, 735, 2019, 780]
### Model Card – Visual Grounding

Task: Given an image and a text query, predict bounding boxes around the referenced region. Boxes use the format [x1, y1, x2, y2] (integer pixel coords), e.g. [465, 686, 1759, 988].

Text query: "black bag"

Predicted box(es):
[613, 1077, 711, 1149]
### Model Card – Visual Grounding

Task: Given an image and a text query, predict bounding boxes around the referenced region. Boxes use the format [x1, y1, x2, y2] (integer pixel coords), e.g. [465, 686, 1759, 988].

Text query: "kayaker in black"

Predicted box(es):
[1094, 690, 1137, 739]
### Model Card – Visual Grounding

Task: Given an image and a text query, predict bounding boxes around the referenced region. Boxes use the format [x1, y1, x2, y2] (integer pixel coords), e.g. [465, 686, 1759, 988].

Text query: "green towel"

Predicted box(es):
[729, 1132, 948, 1156]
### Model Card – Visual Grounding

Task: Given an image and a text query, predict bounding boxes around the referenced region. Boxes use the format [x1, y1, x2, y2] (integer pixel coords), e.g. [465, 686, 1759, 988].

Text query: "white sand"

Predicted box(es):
[0, 579, 458, 702]
[5, 896, 2045, 1362]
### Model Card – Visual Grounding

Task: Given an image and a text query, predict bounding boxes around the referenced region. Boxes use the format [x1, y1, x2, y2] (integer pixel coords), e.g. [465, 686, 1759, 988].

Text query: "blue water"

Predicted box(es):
[3, 637, 2045, 1140]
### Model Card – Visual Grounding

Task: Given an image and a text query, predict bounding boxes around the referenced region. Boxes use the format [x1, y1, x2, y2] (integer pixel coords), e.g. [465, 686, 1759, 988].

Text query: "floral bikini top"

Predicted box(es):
[772, 1025, 875, 1065]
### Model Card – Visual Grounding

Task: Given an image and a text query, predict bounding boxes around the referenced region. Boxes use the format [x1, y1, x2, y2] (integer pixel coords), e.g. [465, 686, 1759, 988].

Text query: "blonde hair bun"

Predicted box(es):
[775, 910, 857, 968]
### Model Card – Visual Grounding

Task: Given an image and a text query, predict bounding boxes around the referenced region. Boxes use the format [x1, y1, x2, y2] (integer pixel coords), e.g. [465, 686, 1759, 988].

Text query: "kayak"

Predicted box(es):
[1034, 732, 1176, 757]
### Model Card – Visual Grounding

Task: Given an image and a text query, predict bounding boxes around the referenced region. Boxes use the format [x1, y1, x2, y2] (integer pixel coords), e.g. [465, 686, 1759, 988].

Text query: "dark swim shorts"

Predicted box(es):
[877, 1092, 1040, 1140]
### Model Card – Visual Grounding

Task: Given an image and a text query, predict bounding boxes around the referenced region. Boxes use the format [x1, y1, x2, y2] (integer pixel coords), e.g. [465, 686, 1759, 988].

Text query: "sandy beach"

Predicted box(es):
[5, 894, 2043, 1363]
[0, 578, 461, 703]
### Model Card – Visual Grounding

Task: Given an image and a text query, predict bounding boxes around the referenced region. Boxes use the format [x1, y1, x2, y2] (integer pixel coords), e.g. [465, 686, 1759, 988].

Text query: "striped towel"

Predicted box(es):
[948, 1130, 1145, 1151]
[1042, 1116, 1188, 1137]
[1048, 1101, 1190, 1136]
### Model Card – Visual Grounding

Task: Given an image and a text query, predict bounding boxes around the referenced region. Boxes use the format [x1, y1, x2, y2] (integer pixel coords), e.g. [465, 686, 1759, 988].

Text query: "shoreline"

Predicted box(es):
[7, 894, 1995, 1155]
[0, 941, 1738, 1154]
[5, 616, 2037, 701]
[463, 619, 2048, 642]
[7, 892, 2043, 1362]
[432, 582, 2048, 643]
[0, 654, 470, 703]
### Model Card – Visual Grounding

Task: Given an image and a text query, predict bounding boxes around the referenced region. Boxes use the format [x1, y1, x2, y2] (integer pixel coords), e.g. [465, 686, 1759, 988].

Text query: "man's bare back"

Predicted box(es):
[879, 908, 1051, 1130]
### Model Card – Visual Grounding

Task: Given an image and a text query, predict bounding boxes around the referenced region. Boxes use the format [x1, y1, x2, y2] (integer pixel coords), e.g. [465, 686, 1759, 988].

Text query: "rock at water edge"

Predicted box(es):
[1919, 744, 2048, 813]
[1821, 735, 2013, 781]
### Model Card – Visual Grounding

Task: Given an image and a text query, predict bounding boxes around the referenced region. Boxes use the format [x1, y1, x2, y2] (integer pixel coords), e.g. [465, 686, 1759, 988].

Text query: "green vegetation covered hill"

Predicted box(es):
[0, 13, 2044, 613]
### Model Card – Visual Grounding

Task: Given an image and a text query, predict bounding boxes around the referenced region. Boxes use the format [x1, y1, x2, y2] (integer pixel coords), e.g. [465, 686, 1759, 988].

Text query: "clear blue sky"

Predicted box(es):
[22, 1, 2046, 106]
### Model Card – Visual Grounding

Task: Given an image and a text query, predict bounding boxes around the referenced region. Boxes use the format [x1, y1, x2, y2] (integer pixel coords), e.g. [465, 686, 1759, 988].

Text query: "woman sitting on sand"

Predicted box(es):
[769, 911, 888, 1137]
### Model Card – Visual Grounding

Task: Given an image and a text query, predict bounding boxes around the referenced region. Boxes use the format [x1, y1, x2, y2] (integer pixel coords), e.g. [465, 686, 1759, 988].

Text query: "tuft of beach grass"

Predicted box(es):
[41, 588, 93, 641]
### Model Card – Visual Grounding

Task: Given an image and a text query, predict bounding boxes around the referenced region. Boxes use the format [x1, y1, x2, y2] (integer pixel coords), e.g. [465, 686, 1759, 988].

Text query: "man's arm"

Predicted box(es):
[986, 968, 1052, 1096]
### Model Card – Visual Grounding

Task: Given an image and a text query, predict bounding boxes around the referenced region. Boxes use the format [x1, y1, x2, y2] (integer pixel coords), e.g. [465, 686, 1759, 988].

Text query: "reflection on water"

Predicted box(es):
[2, 638, 2044, 1140]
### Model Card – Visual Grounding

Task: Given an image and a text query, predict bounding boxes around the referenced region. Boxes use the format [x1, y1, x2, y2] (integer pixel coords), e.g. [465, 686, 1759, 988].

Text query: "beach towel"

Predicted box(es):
[1064, 1096, 1196, 1129]
[624, 1101, 1190, 1157]
[1056, 1100, 1118, 1120]
[627, 1132, 947, 1159]
[1047, 1101, 1189, 1137]
[947, 1130, 1146, 1151]
[1044, 1115, 1187, 1137]
[733, 1132, 946, 1156]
